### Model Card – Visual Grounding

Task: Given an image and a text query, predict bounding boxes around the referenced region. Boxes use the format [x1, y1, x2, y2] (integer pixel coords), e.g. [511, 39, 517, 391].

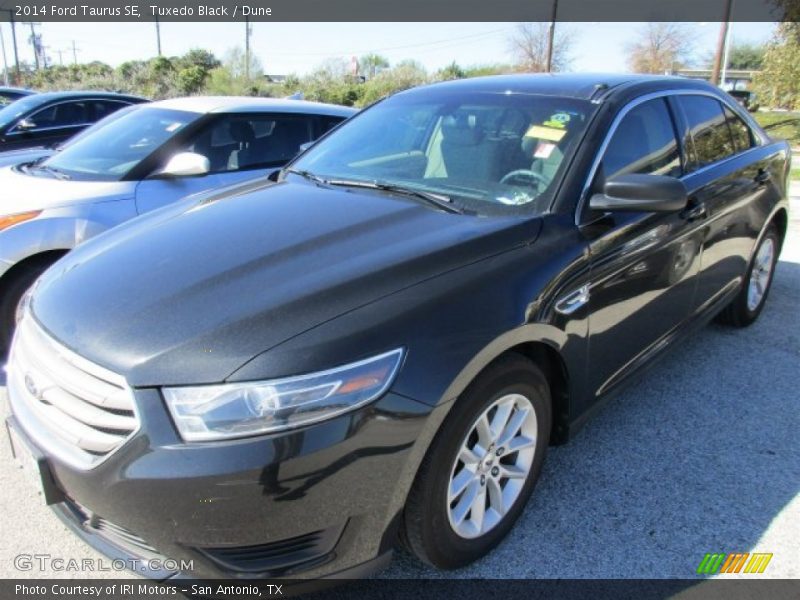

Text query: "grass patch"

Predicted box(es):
[754, 111, 800, 148]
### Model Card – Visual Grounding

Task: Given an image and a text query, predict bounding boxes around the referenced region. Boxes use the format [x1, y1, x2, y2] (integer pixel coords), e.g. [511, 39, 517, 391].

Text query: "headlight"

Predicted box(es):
[163, 348, 404, 441]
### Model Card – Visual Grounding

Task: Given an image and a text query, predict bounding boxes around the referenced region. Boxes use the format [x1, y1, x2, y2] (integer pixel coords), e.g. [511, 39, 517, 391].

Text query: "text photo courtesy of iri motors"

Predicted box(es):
[0, 1, 798, 599]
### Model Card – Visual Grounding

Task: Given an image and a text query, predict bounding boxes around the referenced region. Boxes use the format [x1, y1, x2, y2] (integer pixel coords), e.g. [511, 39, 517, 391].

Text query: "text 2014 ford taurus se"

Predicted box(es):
[5, 74, 790, 580]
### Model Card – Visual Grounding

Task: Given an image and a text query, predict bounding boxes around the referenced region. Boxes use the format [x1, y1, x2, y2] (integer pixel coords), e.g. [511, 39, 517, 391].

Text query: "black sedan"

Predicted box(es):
[0, 86, 35, 106]
[5, 74, 790, 581]
[0, 90, 146, 152]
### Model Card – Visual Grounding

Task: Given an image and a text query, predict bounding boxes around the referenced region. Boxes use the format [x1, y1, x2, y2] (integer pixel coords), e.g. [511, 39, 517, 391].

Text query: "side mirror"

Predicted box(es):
[298, 141, 314, 153]
[158, 152, 210, 178]
[14, 118, 37, 132]
[589, 173, 688, 213]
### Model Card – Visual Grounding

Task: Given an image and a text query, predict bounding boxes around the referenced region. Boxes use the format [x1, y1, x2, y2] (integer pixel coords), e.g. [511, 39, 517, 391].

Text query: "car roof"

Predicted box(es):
[398, 73, 718, 101]
[0, 87, 35, 96]
[147, 96, 357, 117]
[18, 90, 148, 104]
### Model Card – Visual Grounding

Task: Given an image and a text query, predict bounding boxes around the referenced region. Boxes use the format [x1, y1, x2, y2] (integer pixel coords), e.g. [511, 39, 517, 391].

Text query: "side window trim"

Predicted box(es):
[8, 99, 96, 134]
[576, 89, 766, 226]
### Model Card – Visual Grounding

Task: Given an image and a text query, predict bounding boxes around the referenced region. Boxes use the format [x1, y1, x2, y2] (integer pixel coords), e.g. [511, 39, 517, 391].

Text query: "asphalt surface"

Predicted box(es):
[0, 190, 798, 581]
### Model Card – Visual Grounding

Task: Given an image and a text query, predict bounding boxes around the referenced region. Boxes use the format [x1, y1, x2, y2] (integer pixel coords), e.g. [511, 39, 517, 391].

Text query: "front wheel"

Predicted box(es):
[401, 354, 551, 569]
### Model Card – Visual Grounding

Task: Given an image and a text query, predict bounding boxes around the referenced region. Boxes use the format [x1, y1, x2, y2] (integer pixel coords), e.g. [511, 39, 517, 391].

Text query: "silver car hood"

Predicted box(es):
[0, 166, 133, 213]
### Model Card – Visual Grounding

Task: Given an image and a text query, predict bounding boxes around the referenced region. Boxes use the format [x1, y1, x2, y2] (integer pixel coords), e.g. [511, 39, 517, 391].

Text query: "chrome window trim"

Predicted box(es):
[7, 99, 132, 135]
[575, 88, 767, 226]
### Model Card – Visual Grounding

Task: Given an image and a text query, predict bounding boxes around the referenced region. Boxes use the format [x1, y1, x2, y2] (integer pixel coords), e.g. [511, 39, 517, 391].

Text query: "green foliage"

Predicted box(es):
[360, 53, 390, 79]
[726, 43, 765, 70]
[753, 111, 800, 147]
[752, 23, 800, 110]
[13, 45, 528, 109]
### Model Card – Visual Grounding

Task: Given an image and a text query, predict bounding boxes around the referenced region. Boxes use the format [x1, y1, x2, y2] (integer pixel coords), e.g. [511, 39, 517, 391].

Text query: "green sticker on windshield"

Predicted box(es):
[542, 112, 571, 129]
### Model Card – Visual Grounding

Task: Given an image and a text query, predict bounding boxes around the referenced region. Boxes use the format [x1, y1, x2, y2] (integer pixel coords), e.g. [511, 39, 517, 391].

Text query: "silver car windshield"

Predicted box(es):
[290, 91, 593, 215]
[41, 107, 198, 181]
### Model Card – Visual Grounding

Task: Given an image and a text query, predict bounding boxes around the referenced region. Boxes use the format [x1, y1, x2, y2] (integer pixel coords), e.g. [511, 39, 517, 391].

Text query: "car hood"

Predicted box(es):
[0, 166, 132, 213]
[33, 180, 540, 386]
[0, 148, 54, 169]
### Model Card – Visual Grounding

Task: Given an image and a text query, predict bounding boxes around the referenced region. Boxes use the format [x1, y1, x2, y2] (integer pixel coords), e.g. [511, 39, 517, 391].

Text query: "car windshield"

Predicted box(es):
[290, 90, 594, 215]
[40, 107, 198, 181]
[0, 94, 44, 128]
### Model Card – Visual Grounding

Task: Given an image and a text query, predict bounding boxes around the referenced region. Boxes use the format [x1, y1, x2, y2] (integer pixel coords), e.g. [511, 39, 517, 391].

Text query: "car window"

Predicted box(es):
[23, 101, 91, 130]
[723, 105, 754, 153]
[291, 92, 594, 215]
[601, 98, 681, 180]
[91, 100, 130, 121]
[41, 107, 198, 181]
[678, 95, 736, 172]
[181, 114, 315, 173]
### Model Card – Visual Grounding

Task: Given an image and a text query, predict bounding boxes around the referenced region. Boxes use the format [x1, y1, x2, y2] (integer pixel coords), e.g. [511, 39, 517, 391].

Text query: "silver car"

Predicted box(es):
[0, 96, 356, 349]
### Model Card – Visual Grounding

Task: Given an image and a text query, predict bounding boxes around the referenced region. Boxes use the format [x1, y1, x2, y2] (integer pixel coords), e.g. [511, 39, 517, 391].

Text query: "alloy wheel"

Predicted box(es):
[446, 393, 538, 539]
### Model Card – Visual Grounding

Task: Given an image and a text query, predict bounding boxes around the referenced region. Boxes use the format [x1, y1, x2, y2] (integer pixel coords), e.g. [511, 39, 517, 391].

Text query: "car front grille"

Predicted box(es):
[7, 315, 138, 469]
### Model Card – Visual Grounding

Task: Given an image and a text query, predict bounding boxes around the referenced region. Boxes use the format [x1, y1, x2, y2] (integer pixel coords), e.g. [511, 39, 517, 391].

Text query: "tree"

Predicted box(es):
[436, 61, 465, 81]
[509, 22, 573, 72]
[626, 23, 694, 74]
[359, 53, 390, 79]
[726, 43, 765, 70]
[752, 23, 800, 109]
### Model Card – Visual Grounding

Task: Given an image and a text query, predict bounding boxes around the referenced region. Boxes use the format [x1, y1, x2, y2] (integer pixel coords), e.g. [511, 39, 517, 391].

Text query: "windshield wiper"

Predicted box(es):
[30, 164, 71, 180]
[326, 178, 463, 214]
[284, 167, 328, 186]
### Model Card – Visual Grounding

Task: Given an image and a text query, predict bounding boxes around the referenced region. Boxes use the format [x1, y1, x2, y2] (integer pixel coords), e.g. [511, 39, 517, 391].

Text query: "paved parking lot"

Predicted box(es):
[0, 191, 798, 581]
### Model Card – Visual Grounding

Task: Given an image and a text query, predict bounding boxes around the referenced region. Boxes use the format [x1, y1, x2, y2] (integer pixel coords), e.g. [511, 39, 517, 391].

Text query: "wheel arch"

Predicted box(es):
[435, 323, 573, 447]
[0, 249, 70, 288]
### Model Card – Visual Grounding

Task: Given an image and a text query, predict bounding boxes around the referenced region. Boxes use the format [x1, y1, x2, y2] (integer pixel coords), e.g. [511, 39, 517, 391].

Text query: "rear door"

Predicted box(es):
[673, 94, 777, 314]
[581, 96, 703, 397]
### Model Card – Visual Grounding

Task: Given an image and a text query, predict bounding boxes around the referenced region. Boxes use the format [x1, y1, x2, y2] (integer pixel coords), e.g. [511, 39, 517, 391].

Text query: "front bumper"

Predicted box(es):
[7, 385, 434, 579]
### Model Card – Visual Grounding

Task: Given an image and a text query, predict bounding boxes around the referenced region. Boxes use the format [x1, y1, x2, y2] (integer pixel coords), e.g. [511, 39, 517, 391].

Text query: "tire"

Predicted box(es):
[401, 353, 551, 569]
[0, 258, 55, 354]
[717, 225, 780, 327]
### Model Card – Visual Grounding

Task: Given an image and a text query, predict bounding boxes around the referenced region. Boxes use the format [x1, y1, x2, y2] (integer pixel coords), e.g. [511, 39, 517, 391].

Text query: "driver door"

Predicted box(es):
[581, 96, 704, 398]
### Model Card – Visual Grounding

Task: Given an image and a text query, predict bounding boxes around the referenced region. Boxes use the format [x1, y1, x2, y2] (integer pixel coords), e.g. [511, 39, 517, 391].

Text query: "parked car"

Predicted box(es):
[0, 86, 35, 106]
[728, 89, 760, 112]
[0, 91, 147, 152]
[5, 75, 789, 581]
[0, 97, 355, 349]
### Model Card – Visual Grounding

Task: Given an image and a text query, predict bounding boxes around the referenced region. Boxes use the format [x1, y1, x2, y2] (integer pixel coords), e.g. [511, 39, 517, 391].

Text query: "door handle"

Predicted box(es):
[754, 169, 770, 185]
[681, 200, 707, 222]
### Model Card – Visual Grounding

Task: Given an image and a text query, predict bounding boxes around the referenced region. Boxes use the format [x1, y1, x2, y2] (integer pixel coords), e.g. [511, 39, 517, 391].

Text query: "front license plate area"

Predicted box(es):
[6, 419, 64, 505]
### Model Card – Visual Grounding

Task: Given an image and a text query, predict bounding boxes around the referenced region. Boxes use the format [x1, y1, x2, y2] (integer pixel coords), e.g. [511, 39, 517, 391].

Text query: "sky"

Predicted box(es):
[0, 21, 777, 77]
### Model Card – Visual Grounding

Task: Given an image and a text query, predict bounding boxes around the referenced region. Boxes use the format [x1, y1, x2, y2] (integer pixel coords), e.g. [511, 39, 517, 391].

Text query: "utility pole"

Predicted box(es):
[71, 40, 79, 65]
[0, 24, 9, 85]
[245, 16, 251, 80]
[711, 0, 733, 86]
[545, 0, 559, 73]
[9, 13, 20, 82]
[720, 22, 733, 89]
[55, 48, 64, 66]
[155, 16, 162, 56]
[26, 22, 40, 70]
